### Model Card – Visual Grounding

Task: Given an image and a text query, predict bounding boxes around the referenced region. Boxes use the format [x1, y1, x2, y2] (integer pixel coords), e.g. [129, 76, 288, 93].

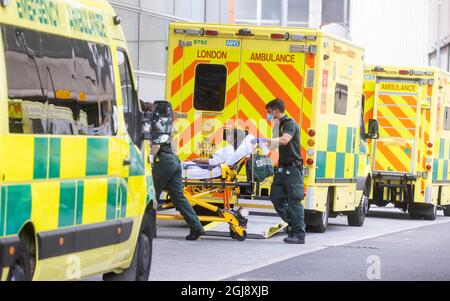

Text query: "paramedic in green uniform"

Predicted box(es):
[253, 98, 306, 244]
[151, 113, 204, 241]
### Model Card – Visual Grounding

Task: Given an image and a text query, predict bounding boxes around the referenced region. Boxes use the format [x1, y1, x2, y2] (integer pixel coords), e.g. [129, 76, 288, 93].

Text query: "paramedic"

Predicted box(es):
[253, 98, 306, 244]
[151, 111, 205, 241]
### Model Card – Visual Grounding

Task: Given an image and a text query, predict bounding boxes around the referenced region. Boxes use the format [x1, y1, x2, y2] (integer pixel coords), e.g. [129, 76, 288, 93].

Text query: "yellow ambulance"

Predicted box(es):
[165, 22, 378, 232]
[364, 65, 450, 219]
[0, 0, 167, 280]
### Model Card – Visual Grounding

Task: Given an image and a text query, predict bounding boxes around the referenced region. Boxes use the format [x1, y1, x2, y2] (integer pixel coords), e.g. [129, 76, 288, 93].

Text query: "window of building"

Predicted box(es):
[334, 83, 348, 115]
[193, 64, 227, 111]
[444, 107, 450, 131]
[322, 0, 349, 24]
[2, 25, 116, 136]
[262, 0, 281, 21]
[288, 0, 309, 24]
[235, 0, 258, 20]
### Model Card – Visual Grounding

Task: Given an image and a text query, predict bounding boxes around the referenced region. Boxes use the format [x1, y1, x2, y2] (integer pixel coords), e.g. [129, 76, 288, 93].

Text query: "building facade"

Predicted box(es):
[428, 0, 450, 71]
[109, 0, 352, 101]
[110, 0, 432, 101]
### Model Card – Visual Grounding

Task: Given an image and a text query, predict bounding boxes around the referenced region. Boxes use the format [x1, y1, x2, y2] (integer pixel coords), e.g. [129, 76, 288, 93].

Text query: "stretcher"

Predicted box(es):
[156, 159, 252, 241]
[156, 134, 287, 240]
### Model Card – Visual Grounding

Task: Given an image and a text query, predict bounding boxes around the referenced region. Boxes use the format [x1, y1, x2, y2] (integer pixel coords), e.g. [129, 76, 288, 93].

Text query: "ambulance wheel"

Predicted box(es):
[423, 204, 437, 220]
[103, 209, 155, 281]
[443, 206, 450, 217]
[230, 227, 247, 241]
[348, 194, 369, 227]
[306, 189, 331, 233]
[7, 242, 32, 281]
[409, 203, 437, 221]
[306, 210, 329, 233]
[348, 177, 370, 227]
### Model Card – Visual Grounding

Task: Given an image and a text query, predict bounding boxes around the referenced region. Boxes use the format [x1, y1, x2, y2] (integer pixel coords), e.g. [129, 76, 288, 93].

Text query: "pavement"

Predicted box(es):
[147, 206, 450, 281]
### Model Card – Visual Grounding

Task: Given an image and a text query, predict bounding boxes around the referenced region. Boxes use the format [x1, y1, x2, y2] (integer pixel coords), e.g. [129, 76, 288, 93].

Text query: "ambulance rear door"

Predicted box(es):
[372, 79, 421, 175]
[239, 36, 308, 158]
[174, 32, 242, 161]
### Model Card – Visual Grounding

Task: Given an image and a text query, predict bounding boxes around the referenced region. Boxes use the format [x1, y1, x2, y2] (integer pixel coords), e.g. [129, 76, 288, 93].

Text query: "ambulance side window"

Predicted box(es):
[1, 25, 117, 136]
[444, 107, 450, 131]
[334, 83, 348, 115]
[117, 49, 141, 146]
[193, 64, 227, 111]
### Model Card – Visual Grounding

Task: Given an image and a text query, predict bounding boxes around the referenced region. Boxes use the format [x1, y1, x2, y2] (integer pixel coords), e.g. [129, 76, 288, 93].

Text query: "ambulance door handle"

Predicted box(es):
[123, 159, 131, 166]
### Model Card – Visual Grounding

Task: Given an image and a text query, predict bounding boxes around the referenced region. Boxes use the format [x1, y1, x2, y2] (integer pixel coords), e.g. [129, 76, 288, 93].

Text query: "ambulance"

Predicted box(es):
[0, 0, 168, 280]
[165, 22, 378, 233]
[364, 65, 450, 219]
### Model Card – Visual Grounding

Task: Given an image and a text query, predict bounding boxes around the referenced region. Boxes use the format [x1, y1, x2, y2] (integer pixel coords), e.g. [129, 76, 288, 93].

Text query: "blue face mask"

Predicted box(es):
[266, 113, 273, 121]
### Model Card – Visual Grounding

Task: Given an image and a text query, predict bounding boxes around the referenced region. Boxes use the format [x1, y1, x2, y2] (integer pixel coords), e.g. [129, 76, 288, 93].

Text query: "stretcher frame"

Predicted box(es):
[156, 161, 252, 241]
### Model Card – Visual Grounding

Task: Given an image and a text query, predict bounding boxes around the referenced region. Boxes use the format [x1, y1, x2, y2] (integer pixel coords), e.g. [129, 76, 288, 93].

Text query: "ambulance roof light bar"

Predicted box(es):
[236, 28, 254, 36]
[205, 29, 219, 36]
[398, 69, 410, 75]
[271, 32, 289, 40]
[372, 65, 385, 72]
[290, 34, 305, 41]
[173, 28, 205, 36]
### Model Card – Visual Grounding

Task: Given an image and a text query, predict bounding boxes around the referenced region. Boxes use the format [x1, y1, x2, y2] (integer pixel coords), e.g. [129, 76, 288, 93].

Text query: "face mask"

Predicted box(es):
[266, 113, 273, 121]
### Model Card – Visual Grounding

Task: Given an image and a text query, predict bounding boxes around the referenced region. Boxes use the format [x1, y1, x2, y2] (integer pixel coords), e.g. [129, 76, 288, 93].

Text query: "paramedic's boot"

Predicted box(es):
[185, 229, 205, 240]
[283, 235, 305, 244]
[286, 225, 292, 236]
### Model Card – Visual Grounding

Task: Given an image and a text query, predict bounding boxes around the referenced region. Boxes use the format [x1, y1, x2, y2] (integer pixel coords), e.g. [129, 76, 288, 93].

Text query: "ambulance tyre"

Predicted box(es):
[7, 241, 32, 281]
[348, 176, 370, 227]
[408, 203, 437, 221]
[103, 209, 155, 281]
[443, 206, 450, 217]
[347, 196, 366, 227]
[306, 190, 330, 233]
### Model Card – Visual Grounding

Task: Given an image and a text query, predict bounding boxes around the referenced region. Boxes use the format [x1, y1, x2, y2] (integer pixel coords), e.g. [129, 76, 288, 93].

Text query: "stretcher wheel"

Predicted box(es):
[229, 227, 247, 241]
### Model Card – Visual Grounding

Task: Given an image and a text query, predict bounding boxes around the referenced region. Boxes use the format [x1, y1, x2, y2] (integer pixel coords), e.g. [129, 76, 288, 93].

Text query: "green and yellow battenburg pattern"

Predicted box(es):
[0, 135, 155, 237]
[15, 0, 107, 38]
[316, 124, 358, 181]
[16, 0, 60, 27]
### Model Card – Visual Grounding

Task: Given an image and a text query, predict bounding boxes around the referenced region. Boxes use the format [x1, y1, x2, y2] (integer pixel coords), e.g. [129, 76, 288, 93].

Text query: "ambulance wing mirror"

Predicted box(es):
[367, 119, 379, 139]
[149, 100, 173, 145]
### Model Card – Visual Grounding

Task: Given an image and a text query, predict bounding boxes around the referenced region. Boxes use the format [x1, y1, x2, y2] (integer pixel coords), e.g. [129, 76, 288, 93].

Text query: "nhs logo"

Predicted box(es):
[226, 40, 240, 47]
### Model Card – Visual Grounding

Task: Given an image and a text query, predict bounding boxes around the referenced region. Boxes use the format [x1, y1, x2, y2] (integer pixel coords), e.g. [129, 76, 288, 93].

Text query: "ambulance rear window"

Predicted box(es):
[334, 83, 348, 115]
[444, 107, 450, 131]
[193, 64, 227, 111]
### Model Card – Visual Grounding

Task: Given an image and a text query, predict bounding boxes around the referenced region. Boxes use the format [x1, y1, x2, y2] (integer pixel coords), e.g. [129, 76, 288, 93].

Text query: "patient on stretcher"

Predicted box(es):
[182, 129, 269, 179]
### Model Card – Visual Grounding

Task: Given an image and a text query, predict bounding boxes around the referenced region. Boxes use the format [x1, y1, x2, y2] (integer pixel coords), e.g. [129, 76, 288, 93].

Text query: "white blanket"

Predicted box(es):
[182, 135, 269, 180]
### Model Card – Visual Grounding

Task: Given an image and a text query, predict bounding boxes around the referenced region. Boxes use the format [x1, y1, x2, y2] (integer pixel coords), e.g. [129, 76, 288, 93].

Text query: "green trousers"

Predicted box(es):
[270, 165, 306, 237]
[153, 153, 203, 233]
